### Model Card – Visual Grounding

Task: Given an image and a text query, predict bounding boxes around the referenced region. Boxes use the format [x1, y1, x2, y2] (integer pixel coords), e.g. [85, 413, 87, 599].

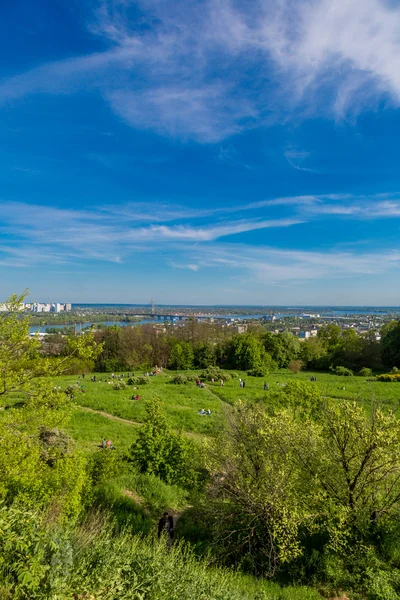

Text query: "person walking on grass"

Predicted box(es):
[158, 511, 174, 550]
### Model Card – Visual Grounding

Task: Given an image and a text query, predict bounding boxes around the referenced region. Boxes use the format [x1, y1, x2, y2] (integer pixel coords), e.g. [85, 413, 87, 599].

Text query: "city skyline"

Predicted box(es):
[2, 1, 400, 304]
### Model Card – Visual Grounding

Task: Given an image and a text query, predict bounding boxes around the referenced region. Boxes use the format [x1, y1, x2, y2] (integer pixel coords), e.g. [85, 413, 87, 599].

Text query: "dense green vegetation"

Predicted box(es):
[53, 318, 400, 375]
[3, 295, 400, 599]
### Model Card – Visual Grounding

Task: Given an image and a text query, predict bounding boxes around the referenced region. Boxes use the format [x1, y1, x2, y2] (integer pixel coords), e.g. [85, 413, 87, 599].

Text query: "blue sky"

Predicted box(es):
[2, 0, 400, 305]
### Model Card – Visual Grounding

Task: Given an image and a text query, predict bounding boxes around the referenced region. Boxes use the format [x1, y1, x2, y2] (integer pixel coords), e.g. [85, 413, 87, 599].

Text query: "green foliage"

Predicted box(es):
[168, 341, 194, 370]
[0, 504, 322, 600]
[332, 365, 354, 376]
[89, 449, 126, 486]
[199, 366, 231, 381]
[112, 381, 127, 390]
[262, 331, 301, 368]
[129, 399, 198, 488]
[381, 321, 400, 369]
[225, 333, 271, 371]
[171, 374, 189, 384]
[300, 337, 328, 369]
[0, 293, 97, 519]
[271, 381, 322, 417]
[247, 367, 269, 376]
[376, 373, 400, 382]
[359, 367, 373, 377]
[206, 402, 308, 576]
[287, 359, 303, 374]
[194, 341, 217, 368]
[128, 376, 150, 385]
[185, 373, 199, 382]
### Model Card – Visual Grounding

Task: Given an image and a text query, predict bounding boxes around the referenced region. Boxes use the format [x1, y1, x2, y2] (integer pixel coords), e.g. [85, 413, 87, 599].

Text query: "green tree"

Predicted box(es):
[300, 336, 328, 369]
[194, 341, 216, 368]
[130, 398, 197, 488]
[317, 324, 342, 351]
[262, 331, 300, 368]
[207, 401, 309, 576]
[0, 293, 97, 516]
[225, 334, 270, 371]
[168, 341, 194, 370]
[381, 321, 400, 368]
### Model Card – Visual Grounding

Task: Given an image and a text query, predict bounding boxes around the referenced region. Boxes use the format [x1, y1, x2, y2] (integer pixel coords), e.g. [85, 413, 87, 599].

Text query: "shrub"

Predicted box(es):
[287, 359, 303, 374]
[247, 367, 268, 377]
[199, 367, 231, 381]
[358, 367, 373, 377]
[127, 376, 150, 386]
[89, 448, 125, 485]
[332, 366, 354, 376]
[376, 373, 400, 382]
[185, 373, 198, 382]
[62, 358, 94, 375]
[171, 374, 188, 385]
[112, 381, 127, 390]
[0, 504, 322, 600]
[129, 399, 198, 489]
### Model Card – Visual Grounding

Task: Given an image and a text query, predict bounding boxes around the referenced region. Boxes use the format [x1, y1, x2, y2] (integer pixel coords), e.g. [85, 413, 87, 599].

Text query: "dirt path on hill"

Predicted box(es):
[78, 405, 207, 441]
[203, 385, 234, 406]
[78, 405, 140, 426]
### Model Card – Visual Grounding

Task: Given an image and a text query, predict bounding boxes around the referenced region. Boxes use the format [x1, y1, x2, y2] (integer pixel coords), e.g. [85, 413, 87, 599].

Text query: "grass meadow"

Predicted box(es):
[5, 369, 399, 598]
[52, 368, 400, 453]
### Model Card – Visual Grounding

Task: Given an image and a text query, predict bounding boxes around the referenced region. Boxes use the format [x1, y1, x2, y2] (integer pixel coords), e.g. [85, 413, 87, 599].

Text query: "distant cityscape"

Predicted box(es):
[0, 302, 72, 313]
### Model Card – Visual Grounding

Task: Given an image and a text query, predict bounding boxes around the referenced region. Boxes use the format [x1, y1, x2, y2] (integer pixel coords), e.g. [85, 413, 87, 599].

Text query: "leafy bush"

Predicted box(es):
[247, 367, 268, 377]
[185, 373, 198, 382]
[129, 399, 198, 489]
[376, 373, 400, 382]
[0, 504, 322, 600]
[171, 374, 188, 385]
[287, 359, 303, 374]
[358, 367, 373, 377]
[62, 357, 94, 375]
[127, 376, 150, 386]
[199, 366, 231, 381]
[112, 381, 127, 390]
[89, 449, 126, 486]
[332, 366, 354, 376]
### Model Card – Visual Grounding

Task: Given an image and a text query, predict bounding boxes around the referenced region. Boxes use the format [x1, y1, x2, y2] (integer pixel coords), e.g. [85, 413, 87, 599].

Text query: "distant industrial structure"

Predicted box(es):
[0, 302, 72, 313]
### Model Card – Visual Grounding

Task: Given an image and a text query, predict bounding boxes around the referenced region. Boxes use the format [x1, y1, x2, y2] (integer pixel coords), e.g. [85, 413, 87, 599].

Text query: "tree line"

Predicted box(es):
[43, 319, 400, 374]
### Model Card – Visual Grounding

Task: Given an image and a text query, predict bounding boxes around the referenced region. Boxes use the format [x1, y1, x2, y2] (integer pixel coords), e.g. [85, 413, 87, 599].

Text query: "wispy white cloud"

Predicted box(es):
[134, 219, 302, 242]
[189, 244, 400, 284]
[2, 192, 400, 269]
[0, 200, 302, 265]
[284, 148, 318, 173]
[170, 262, 199, 272]
[2, 0, 400, 141]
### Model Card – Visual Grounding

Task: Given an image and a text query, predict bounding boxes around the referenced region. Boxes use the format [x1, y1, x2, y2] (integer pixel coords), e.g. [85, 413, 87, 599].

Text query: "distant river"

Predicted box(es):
[29, 319, 155, 334]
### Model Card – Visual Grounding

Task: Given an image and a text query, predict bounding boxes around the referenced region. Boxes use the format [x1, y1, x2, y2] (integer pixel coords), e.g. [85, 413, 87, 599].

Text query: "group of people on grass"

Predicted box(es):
[101, 438, 114, 449]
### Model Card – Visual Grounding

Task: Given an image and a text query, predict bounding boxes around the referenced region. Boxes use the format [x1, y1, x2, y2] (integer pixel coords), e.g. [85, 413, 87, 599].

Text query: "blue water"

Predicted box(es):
[29, 319, 154, 334]
[29, 305, 400, 334]
[72, 304, 400, 317]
